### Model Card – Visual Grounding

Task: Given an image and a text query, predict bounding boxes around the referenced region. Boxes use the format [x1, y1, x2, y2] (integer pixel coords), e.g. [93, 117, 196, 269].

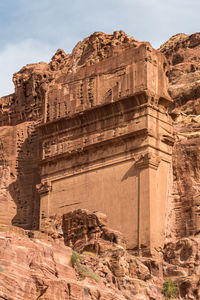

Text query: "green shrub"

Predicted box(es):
[71, 251, 81, 267]
[71, 251, 99, 283]
[77, 263, 99, 282]
[163, 279, 178, 299]
[0, 264, 4, 272]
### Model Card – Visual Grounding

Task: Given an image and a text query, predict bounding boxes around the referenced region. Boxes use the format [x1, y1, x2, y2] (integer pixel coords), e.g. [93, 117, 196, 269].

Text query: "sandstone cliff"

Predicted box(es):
[1, 31, 200, 299]
[1, 210, 200, 299]
[160, 33, 200, 240]
[0, 212, 164, 300]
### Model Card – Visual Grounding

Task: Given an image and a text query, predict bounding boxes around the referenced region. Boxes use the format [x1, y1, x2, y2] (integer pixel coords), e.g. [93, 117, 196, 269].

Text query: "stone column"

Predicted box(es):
[36, 181, 52, 230]
[136, 153, 161, 255]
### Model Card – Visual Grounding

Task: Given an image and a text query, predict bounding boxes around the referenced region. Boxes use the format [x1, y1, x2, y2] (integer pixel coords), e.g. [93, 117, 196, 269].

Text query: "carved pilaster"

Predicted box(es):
[136, 153, 161, 170]
[36, 181, 52, 196]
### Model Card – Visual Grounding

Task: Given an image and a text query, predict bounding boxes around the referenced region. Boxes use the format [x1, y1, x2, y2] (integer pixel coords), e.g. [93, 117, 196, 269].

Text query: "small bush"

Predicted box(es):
[71, 251, 81, 267]
[163, 279, 178, 299]
[71, 251, 99, 283]
[0, 264, 4, 272]
[77, 263, 99, 283]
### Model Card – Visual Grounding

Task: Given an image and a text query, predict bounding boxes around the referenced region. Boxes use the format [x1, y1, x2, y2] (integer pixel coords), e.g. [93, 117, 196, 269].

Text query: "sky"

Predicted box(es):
[0, 0, 199, 97]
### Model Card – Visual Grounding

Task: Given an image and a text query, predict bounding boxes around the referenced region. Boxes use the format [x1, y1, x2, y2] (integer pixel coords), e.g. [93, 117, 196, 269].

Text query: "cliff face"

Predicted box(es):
[1, 212, 200, 300]
[0, 212, 165, 300]
[1, 31, 200, 299]
[160, 33, 200, 240]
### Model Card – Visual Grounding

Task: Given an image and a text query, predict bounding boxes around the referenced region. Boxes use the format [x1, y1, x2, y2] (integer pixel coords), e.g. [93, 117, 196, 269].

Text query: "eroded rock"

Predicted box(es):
[62, 209, 126, 253]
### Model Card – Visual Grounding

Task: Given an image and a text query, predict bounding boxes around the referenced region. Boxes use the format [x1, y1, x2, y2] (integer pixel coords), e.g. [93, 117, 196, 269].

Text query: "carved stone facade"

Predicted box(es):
[39, 43, 174, 254]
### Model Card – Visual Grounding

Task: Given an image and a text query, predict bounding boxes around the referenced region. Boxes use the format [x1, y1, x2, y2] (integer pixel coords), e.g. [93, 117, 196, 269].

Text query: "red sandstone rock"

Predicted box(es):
[49, 31, 140, 72]
[160, 33, 200, 241]
[62, 209, 126, 253]
[0, 226, 165, 300]
[160, 33, 200, 109]
[163, 237, 200, 298]
[2, 30, 200, 299]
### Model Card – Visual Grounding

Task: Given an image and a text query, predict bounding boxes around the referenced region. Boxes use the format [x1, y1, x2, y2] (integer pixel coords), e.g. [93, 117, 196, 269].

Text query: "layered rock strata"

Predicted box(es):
[160, 33, 200, 240]
[1, 212, 200, 300]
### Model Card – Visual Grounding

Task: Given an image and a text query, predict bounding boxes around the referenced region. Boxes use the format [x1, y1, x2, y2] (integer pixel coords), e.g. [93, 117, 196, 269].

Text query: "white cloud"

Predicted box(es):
[0, 39, 55, 97]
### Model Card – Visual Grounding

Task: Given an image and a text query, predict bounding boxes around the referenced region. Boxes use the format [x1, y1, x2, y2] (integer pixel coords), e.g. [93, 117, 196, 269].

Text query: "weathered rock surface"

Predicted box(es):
[2, 30, 200, 299]
[1, 220, 200, 299]
[62, 209, 126, 253]
[163, 237, 200, 299]
[160, 33, 200, 112]
[0, 224, 165, 300]
[49, 30, 140, 72]
[160, 33, 200, 240]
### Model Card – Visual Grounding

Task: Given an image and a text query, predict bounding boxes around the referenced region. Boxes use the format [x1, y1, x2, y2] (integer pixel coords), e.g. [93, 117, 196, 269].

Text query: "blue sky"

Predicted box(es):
[0, 0, 199, 96]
